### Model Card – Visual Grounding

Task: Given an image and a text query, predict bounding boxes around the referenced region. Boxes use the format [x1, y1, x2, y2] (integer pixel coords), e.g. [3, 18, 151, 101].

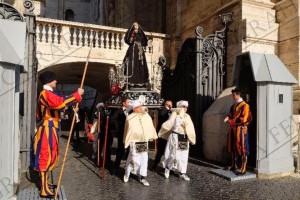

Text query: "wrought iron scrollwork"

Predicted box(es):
[158, 56, 167, 67]
[198, 26, 226, 98]
[195, 26, 203, 37]
[0, 2, 23, 21]
[201, 28, 225, 69]
[150, 56, 164, 93]
[24, 0, 35, 13]
[108, 62, 127, 89]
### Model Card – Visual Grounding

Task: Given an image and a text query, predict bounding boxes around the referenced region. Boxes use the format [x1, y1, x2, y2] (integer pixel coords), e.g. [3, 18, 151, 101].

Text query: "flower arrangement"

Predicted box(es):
[111, 83, 121, 95]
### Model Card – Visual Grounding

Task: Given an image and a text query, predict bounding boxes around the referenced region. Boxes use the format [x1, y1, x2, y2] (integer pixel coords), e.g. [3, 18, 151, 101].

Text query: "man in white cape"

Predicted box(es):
[123, 100, 157, 186]
[158, 100, 196, 181]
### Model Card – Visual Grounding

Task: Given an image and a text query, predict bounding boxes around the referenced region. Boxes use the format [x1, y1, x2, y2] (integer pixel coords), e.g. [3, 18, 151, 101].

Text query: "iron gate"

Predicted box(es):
[161, 15, 231, 157]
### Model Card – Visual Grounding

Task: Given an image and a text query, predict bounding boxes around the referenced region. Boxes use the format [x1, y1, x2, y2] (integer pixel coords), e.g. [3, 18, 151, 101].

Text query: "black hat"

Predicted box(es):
[39, 71, 56, 84]
[231, 88, 242, 95]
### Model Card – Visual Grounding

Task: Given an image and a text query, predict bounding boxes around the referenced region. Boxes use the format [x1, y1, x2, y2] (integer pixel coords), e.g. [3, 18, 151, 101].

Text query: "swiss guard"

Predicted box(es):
[32, 71, 84, 198]
[158, 100, 196, 181]
[224, 88, 252, 175]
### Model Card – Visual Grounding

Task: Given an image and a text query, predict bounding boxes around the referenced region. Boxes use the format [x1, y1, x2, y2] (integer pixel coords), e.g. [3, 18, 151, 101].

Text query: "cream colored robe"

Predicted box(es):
[158, 108, 196, 144]
[123, 111, 158, 148]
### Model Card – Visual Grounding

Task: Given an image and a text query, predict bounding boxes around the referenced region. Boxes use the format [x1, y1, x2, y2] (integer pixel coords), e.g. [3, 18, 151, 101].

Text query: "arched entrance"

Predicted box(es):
[38, 61, 115, 131]
[232, 54, 257, 168]
[38, 62, 113, 97]
[65, 9, 74, 21]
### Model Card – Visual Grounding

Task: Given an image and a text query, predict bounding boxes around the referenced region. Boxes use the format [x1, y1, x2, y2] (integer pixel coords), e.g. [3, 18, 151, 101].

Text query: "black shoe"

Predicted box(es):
[110, 168, 116, 175]
[225, 166, 236, 171]
[151, 166, 157, 172]
[235, 171, 246, 176]
[40, 194, 58, 199]
[48, 184, 57, 190]
[238, 168, 246, 175]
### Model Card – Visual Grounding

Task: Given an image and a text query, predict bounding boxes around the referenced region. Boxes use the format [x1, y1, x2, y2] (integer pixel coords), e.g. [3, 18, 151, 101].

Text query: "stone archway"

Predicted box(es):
[38, 61, 114, 99]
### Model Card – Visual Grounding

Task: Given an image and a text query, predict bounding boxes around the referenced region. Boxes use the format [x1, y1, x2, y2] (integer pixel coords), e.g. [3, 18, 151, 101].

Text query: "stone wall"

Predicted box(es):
[114, 0, 165, 32]
[167, 0, 280, 87]
[275, 0, 299, 82]
[274, 0, 300, 113]
[166, 0, 181, 68]
[167, 0, 300, 113]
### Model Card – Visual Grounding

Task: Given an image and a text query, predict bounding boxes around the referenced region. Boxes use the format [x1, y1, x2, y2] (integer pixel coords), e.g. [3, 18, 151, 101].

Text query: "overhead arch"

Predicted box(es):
[65, 9, 74, 21]
[38, 61, 114, 99]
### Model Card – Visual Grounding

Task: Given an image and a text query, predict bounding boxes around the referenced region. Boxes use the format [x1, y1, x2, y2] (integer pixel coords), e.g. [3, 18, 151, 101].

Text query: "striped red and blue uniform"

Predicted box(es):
[33, 89, 81, 172]
[227, 101, 251, 155]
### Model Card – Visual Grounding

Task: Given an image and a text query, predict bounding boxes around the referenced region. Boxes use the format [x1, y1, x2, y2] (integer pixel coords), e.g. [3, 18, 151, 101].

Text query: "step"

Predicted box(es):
[18, 186, 67, 200]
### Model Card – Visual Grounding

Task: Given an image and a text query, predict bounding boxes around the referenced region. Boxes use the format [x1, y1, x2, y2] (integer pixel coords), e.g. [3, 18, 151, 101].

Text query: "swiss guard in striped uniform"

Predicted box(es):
[224, 88, 252, 175]
[32, 71, 84, 198]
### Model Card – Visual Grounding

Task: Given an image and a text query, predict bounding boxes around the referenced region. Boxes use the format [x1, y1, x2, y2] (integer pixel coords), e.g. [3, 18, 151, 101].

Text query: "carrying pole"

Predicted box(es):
[97, 110, 101, 167]
[100, 115, 109, 179]
[55, 44, 92, 200]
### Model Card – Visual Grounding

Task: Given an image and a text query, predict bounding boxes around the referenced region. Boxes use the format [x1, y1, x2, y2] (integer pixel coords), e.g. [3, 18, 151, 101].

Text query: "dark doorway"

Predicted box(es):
[65, 9, 75, 21]
[233, 54, 257, 168]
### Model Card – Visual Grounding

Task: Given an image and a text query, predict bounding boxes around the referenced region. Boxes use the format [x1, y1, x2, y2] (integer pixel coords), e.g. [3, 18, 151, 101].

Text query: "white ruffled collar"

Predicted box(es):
[236, 97, 243, 103]
[43, 85, 53, 91]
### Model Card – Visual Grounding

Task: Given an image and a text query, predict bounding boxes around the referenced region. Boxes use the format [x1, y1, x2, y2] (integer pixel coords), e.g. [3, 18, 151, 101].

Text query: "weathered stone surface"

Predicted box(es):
[19, 132, 300, 200]
[202, 87, 234, 163]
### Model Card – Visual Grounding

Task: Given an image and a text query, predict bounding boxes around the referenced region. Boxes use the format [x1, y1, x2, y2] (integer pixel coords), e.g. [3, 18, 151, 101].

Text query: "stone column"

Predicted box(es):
[22, 0, 37, 169]
[167, 0, 181, 69]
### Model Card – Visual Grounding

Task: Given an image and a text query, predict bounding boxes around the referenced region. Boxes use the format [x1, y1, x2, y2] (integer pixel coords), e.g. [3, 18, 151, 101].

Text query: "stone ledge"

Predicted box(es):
[210, 168, 257, 181]
[257, 170, 294, 179]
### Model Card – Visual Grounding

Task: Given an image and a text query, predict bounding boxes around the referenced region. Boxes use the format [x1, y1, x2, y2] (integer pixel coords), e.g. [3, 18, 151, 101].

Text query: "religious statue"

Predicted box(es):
[123, 22, 149, 89]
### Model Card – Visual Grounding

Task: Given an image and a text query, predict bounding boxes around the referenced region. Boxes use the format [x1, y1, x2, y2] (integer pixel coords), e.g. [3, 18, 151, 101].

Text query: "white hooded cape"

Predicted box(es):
[123, 112, 158, 148]
[158, 108, 196, 144]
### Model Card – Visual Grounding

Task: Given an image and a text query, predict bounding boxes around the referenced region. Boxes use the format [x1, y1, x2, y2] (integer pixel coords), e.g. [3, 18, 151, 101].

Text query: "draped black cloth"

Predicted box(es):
[123, 24, 149, 87]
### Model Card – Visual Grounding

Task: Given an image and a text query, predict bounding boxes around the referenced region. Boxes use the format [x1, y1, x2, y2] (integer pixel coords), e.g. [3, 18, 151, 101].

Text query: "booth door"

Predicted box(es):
[236, 55, 257, 168]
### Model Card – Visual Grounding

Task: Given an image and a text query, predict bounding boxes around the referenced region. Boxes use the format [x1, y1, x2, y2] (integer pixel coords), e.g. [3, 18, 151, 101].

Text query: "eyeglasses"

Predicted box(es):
[180, 106, 188, 108]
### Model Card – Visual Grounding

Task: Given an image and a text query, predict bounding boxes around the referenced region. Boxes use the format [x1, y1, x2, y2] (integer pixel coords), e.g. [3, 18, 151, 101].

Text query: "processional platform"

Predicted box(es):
[108, 89, 164, 109]
[108, 54, 166, 109]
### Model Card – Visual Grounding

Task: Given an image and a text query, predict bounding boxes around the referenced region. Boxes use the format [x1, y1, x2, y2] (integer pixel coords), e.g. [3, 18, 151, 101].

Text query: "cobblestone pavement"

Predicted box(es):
[19, 132, 300, 200]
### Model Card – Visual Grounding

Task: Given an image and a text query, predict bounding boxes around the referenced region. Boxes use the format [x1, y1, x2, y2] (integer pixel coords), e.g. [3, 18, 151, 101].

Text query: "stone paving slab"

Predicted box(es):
[210, 169, 256, 181]
[18, 132, 300, 200]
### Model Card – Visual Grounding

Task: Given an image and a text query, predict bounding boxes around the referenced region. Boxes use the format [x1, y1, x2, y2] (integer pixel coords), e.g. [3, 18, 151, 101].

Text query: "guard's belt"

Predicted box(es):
[42, 117, 60, 122]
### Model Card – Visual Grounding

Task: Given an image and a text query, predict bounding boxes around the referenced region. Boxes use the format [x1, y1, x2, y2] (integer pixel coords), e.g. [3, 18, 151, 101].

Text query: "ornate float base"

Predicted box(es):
[109, 89, 164, 109]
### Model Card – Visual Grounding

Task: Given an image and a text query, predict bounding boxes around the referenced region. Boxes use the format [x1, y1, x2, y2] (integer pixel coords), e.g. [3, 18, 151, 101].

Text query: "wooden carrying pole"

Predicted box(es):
[55, 49, 91, 200]
[97, 111, 101, 167]
[153, 112, 157, 152]
[100, 115, 109, 179]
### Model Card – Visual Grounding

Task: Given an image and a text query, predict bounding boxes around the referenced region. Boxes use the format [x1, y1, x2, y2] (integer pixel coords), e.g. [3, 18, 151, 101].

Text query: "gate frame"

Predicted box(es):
[161, 13, 232, 157]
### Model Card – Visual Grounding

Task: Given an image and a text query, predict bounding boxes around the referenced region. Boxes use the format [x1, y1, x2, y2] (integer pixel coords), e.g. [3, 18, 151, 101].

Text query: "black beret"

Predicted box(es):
[39, 71, 56, 84]
[231, 88, 242, 94]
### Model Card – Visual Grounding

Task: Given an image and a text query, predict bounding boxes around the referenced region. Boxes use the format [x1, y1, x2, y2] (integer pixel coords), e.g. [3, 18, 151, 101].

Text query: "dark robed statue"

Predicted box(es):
[124, 22, 149, 88]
